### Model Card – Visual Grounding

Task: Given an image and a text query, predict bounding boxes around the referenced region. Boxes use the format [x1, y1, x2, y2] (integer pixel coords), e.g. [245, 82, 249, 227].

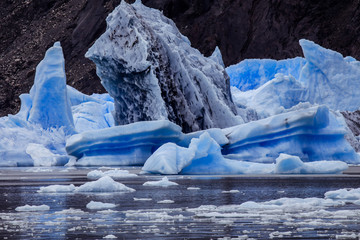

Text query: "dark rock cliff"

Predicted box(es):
[1, 0, 360, 116]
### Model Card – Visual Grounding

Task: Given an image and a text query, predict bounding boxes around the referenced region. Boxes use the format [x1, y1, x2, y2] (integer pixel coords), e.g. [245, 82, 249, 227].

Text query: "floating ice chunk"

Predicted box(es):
[86, 1, 241, 133]
[187, 187, 200, 190]
[275, 153, 348, 174]
[325, 188, 360, 201]
[27, 42, 75, 134]
[76, 176, 135, 192]
[269, 231, 292, 239]
[157, 200, 174, 204]
[15, 204, 50, 212]
[66, 120, 183, 166]
[133, 198, 152, 201]
[222, 190, 240, 194]
[143, 177, 178, 187]
[87, 169, 137, 180]
[25, 167, 53, 172]
[86, 201, 117, 210]
[38, 184, 76, 193]
[103, 235, 117, 239]
[142, 143, 194, 175]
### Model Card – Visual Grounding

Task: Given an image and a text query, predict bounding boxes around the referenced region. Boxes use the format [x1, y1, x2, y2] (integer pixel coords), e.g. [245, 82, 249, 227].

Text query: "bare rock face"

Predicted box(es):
[139, 0, 360, 66]
[1, 0, 360, 117]
[0, 0, 120, 116]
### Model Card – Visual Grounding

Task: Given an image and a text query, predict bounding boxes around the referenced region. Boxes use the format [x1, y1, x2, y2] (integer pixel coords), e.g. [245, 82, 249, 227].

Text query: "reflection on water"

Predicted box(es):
[0, 167, 360, 239]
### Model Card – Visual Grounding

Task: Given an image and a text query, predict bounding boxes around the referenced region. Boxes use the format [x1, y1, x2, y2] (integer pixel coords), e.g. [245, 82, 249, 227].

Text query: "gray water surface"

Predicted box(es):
[0, 167, 360, 239]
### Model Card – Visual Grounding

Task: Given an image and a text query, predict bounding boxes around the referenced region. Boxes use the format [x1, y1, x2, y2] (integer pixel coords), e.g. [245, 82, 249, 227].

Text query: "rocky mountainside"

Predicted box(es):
[1, 0, 360, 117]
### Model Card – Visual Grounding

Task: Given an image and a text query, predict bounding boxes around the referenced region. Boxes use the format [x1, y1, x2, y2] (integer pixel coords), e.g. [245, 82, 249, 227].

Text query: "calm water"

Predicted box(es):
[0, 167, 360, 239]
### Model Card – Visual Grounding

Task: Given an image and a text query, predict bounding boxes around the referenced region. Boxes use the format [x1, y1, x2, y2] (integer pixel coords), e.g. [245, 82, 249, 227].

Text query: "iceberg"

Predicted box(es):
[0, 43, 115, 167]
[75, 176, 135, 193]
[0, 1, 358, 174]
[274, 153, 348, 174]
[87, 169, 137, 179]
[86, 201, 117, 210]
[69, 88, 115, 133]
[143, 132, 274, 175]
[142, 177, 178, 187]
[0, 117, 69, 166]
[231, 74, 307, 118]
[86, 1, 242, 133]
[15, 205, 50, 212]
[143, 131, 349, 175]
[226, 57, 306, 91]
[37, 176, 135, 193]
[222, 105, 360, 164]
[228, 39, 360, 115]
[299, 39, 360, 111]
[65, 120, 183, 166]
[24, 42, 75, 134]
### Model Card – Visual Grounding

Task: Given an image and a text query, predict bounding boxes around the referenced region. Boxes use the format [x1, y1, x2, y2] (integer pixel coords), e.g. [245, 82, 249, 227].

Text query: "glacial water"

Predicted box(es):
[0, 167, 359, 239]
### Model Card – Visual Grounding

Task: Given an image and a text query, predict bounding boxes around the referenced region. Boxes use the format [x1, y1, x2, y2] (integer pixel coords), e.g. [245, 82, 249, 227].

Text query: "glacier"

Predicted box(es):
[0, 1, 359, 174]
[85, 0, 242, 133]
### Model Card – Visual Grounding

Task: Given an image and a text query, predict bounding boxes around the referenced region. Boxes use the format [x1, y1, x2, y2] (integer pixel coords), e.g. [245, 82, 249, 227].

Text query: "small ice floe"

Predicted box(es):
[269, 231, 292, 239]
[133, 198, 152, 201]
[222, 190, 240, 194]
[87, 169, 137, 180]
[325, 188, 360, 202]
[103, 235, 117, 239]
[38, 176, 135, 193]
[76, 176, 135, 192]
[15, 204, 50, 212]
[86, 201, 117, 210]
[157, 200, 174, 204]
[187, 187, 200, 190]
[25, 167, 53, 173]
[38, 184, 76, 193]
[143, 177, 178, 187]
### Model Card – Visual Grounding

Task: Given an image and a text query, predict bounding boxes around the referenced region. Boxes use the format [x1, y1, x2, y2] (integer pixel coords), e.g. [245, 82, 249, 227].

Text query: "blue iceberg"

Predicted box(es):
[20, 42, 75, 134]
[299, 39, 360, 111]
[142, 132, 349, 175]
[65, 120, 183, 166]
[227, 57, 306, 91]
[0, 43, 115, 166]
[0, 1, 358, 174]
[222, 106, 360, 164]
[228, 39, 360, 115]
